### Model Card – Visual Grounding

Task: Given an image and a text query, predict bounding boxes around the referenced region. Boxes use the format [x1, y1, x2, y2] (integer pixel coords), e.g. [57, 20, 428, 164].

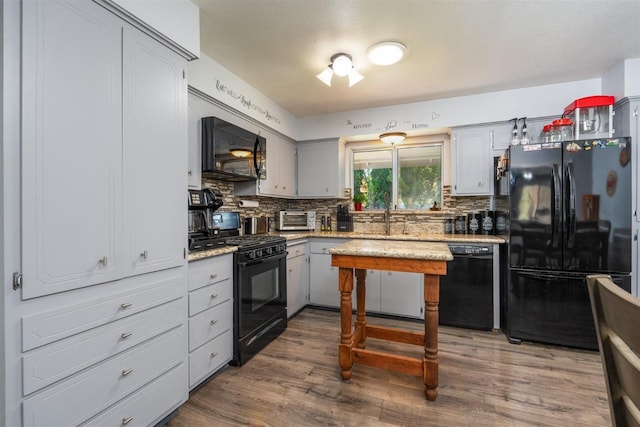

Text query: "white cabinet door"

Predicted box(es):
[21, 0, 123, 299]
[309, 253, 339, 307]
[187, 97, 203, 189]
[297, 139, 344, 198]
[279, 140, 297, 197]
[287, 253, 308, 317]
[451, 127, 492, 195]
[380, 271, 423, 318]
[122, 27, 187, 277]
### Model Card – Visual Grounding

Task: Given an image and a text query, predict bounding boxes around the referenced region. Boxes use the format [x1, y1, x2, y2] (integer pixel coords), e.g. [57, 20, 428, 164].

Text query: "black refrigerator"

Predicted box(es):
[505, 137, 632, 350]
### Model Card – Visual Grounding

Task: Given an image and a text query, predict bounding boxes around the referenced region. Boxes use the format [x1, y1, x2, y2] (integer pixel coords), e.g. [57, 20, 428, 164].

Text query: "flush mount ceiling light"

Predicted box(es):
[230, 148, 253, 158]
[379, 132, 407, 145]
[367, 42, 407, 66]
[316, 53, 364, 87]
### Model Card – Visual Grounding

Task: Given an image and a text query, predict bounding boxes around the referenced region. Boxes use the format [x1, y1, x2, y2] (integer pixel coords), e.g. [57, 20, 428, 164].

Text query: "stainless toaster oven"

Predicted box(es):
[278, 210, 316, 231]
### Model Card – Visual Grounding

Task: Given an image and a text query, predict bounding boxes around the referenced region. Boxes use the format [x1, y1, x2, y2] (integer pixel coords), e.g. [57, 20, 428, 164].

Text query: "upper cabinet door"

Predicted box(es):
[451, 127, 492, 196]
[21, 0, 123, 299]
[122, 27, 187, 277]
[297, 139, 344, 198]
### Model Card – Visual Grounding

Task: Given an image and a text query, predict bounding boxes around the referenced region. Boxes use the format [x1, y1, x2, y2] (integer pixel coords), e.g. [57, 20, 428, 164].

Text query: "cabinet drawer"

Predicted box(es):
[309, 239, 345, 254]
[82, 363, 187, 427]
[189, 329, 232, 389]
[188, 278, 232, 316]
[188, 301, 232, 351]
[188, 254, 233, 291]
[23, 298, 183, 395]
[22, 269, 184, 351]
[23, 328, 184, 427]
[286, 243, 307, 258]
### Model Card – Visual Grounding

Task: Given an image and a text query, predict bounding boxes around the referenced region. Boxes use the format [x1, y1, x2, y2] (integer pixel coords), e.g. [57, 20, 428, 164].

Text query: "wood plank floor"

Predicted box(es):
[166, 308, 611, 426]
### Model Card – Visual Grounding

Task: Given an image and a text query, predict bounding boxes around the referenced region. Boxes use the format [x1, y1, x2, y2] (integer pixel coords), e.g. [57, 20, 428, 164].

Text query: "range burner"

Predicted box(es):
[225, 235, 287, 262]
[188, 235, 225, 252]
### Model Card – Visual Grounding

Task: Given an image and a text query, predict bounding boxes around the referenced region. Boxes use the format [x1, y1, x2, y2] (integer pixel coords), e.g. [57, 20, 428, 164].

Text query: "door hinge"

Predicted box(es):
[183, 70, 186, 79]
[184, 248, 187, 259]
[12, 272, 22, 290]
[633, 107, 639, 117]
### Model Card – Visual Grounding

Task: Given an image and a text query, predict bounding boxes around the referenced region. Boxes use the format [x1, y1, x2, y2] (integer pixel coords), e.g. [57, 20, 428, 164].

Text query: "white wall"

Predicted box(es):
[188, 53, 299, 138]
[602, 58, 640, 99]
[295, 79, 603, 141]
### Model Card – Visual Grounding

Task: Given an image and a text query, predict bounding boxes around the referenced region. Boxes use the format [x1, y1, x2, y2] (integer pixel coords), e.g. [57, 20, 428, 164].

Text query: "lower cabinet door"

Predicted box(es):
[188, 301, 233, 351]
[22, 328, 184, 427]
[82, 363, 187, 427]
[189, 329, 232, 389]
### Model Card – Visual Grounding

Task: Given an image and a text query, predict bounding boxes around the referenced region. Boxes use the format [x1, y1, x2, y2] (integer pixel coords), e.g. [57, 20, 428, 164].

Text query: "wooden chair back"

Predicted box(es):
[587, 274, 640, 427]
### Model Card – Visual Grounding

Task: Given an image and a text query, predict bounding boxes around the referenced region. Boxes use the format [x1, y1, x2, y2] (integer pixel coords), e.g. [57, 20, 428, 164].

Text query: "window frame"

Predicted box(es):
[349, 140, 444, 211]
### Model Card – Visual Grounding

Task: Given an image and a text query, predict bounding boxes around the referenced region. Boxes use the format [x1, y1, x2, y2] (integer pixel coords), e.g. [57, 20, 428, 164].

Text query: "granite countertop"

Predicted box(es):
[274, 231, 506, 244]
[188, 245, 237, 262]
[329, 239, 453, 261]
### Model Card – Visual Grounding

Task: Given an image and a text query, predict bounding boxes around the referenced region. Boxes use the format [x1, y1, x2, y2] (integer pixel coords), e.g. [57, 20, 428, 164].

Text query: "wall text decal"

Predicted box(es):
[215, 79, 281, 124]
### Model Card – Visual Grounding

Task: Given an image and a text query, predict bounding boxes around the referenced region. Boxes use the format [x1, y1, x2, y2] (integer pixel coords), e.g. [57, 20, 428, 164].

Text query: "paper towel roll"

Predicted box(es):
[238, 199, 259, 208]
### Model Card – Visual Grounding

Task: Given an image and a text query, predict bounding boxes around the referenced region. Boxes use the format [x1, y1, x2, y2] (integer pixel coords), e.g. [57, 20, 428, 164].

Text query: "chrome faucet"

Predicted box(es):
[383, 191, 391, 235]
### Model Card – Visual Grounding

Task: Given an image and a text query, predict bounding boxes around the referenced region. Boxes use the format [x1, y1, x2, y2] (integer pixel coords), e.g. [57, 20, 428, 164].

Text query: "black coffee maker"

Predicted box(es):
[188, 188, 224, 251]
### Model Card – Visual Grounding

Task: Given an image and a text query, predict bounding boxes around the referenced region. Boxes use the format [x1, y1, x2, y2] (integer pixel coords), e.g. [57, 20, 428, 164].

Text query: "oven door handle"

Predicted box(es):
[238, 252, 286, 268]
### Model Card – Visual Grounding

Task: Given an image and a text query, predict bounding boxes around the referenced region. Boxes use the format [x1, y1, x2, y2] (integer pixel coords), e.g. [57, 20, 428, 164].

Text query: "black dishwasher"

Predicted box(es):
[439, 244, 493, 330]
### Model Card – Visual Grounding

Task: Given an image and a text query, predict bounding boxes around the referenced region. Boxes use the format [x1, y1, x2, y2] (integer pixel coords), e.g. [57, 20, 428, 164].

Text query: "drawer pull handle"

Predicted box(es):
[98, 256, 108, 266]
[209, 274, 218, 280]
[210, 294, 218, 300]
[121, 332, 132, 339]
[211, 352, 218, 358]
[140, 250, 148, 260]
[122, 417, 134, 425]
[210, 320, 218, 326]
[120, 302, 132, 309]
[121, 368, 133, 377]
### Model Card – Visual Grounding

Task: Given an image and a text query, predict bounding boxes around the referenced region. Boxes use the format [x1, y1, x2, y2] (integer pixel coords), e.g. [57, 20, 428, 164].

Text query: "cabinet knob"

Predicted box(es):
[210, 352, 218, 358]
[210, 274, 218, 280]
[98, 256, 108, 266]
[210, 320, 218, 326]
[122, 417, 134, 425]
[121, 332, 132, 339]
[139, 250, 148, 260]
[120, 302, 132, 309]
[121, 368, 133, 377]
[210, 294, 218, 300]
[188, 170, 192, 176]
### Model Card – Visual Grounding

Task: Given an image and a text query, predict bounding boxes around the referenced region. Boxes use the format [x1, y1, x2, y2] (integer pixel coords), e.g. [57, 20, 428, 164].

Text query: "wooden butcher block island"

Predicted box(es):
[330, 239, 453, 401]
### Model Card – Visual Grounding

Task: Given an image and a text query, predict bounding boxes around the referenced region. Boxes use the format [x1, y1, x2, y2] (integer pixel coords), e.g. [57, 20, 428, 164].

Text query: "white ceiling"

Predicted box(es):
[192, 0, 640, 118]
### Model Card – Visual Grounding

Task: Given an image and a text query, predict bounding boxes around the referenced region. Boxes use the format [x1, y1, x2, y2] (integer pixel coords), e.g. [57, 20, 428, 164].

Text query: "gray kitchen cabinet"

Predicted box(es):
[122, 25, 187, 278]
[297, 138, 346, 198]
[380, 271, 423, 318]
[287, 239, 310, 317]
[15, 1, 190, 426]
[309, 239, 346, 307]
[451, 126, 494, 195]
[187, 254, 233, 389]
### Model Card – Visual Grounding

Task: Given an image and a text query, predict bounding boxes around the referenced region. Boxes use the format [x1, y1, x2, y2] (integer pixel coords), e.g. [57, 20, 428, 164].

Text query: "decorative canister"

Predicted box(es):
[454, 215, 466, 234]
[443, 218, 454, 234]
[481, 210, 494, 235]
[467, 212, 482, 234]
[495, 211, 508, 235]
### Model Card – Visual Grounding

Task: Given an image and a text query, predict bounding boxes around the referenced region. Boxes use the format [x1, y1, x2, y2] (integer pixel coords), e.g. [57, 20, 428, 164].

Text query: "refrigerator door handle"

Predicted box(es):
[514, 270, 576, 281]
[566, 162, 576, 249]
[551, 163, 561, 248]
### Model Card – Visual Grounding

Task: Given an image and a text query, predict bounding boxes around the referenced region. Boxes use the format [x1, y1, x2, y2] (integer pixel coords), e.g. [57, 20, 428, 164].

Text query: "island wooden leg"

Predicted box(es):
[355, 268, 367, 349]
[423, 274, 440, 401]
[338, 267, 354, 380]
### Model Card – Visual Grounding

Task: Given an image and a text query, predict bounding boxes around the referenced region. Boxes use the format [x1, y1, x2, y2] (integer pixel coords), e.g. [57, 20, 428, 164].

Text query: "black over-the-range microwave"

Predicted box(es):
[201, 116, 266, 182]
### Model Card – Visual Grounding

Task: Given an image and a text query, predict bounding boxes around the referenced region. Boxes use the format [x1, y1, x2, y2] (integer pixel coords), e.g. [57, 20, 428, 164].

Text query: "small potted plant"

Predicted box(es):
[353, 193, 367, 211]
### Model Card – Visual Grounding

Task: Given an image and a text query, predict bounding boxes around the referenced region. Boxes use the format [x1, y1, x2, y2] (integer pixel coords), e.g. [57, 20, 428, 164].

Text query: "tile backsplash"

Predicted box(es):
[202, 179, 507, 234]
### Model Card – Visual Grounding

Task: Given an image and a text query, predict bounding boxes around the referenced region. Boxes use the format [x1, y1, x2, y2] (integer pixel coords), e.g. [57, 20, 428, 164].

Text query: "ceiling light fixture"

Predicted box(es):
[367, 42, 407, 66]
[316, 53, 364, 87]
[230, 148, 253, 158]
[379, 132, 407, 145]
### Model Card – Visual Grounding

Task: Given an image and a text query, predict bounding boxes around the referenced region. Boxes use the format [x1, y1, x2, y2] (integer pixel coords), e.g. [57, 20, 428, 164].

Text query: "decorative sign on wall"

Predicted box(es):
[215, 79, 281, 124]
[345, 113, 441, 134]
